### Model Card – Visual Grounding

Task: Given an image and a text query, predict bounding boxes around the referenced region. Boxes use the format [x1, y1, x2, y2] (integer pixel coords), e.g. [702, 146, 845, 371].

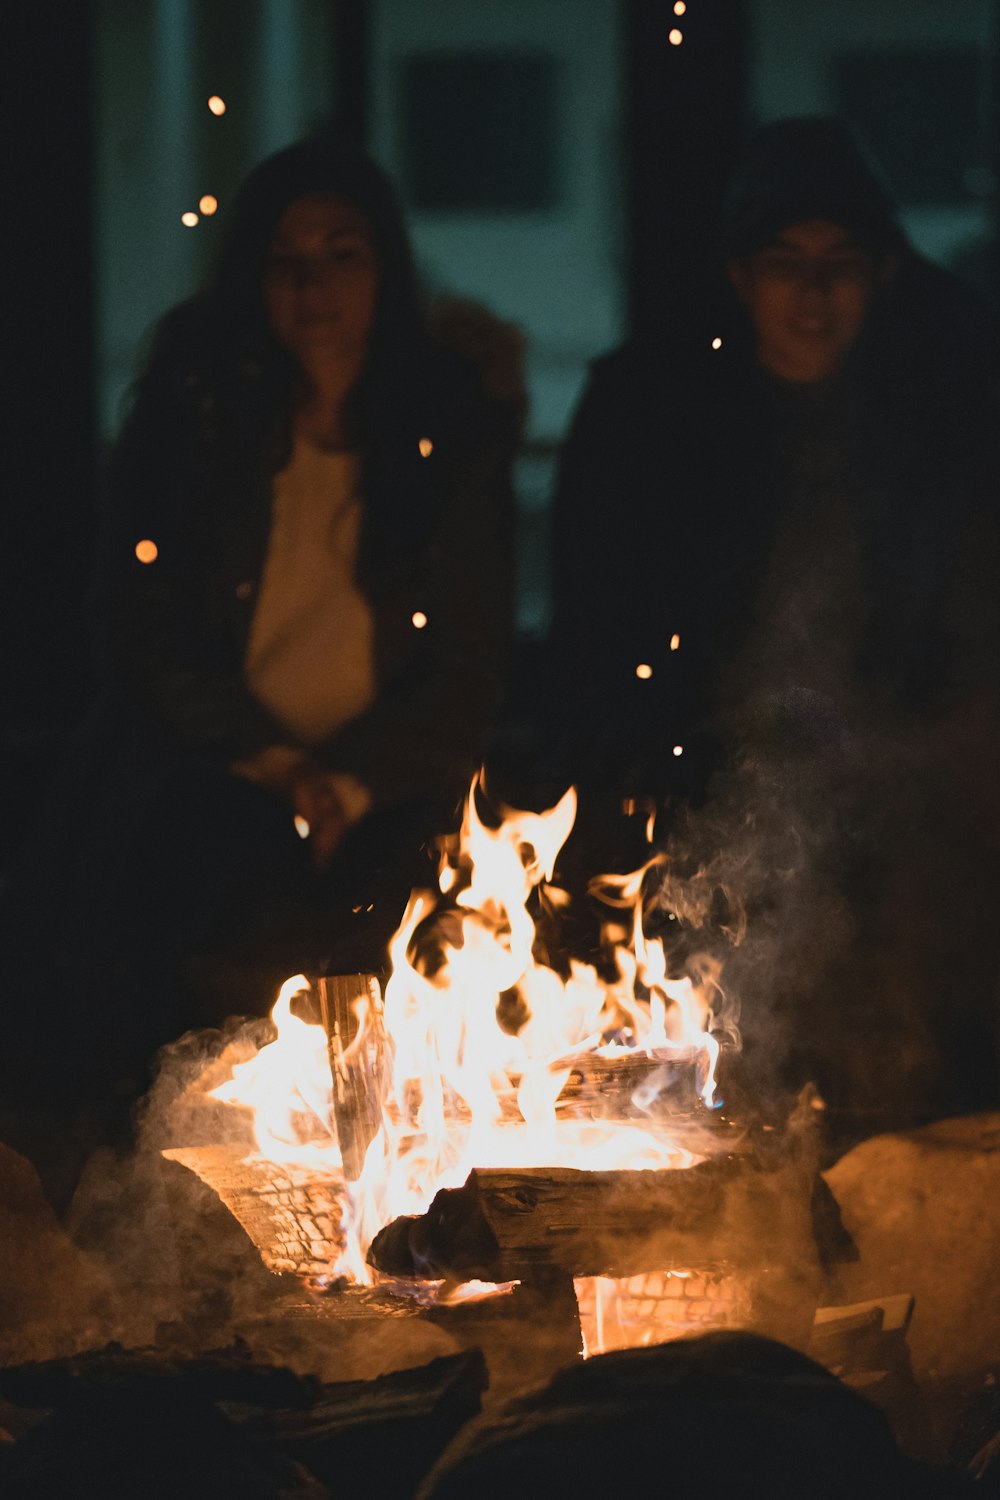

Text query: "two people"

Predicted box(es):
[6, 117, 997, 1155]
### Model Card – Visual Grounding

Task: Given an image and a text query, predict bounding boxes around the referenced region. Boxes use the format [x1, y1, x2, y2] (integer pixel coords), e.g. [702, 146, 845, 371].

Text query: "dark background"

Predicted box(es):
[3, 0, 999, 862]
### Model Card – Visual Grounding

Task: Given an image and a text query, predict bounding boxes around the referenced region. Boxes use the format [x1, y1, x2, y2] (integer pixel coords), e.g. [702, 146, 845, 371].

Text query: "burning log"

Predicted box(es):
[369, 1151, 815, 1285]
[162, 1144, 348, 1280]
[317, 973, 386, 1181]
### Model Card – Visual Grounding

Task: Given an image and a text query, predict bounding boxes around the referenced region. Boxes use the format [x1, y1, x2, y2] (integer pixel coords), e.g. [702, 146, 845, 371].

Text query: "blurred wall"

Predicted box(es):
[750, 0, 998, 289]
[368, 0, 627, 448]
[94, 0, 337, 441]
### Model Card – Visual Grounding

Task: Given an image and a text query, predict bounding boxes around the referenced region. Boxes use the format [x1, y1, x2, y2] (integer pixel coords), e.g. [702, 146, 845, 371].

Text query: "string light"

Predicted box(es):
[711, 337, 723, 350]
[199, 194, 219, 216]
[294, 816, 310, 839]
[418, 438, 433, 457]
[670, 633, 681, 651]
[181, 211, 199, 228]
[672, 745, 684, 757]
[135, 539, 158, 564]
[412, 610, 428, 629]
[674, 1, 686, 12]
[635, 663, 653, 680]
[207, 95, 226, 116]
[669, 28, 683, 45]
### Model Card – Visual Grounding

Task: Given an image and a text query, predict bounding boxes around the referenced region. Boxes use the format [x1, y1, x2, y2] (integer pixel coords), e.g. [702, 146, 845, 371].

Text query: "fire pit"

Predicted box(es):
[162, 778, 830, 1368]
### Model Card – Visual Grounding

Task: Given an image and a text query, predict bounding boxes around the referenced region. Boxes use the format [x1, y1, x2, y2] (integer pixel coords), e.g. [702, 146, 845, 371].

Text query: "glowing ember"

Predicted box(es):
[576, 1265, 751, 1356]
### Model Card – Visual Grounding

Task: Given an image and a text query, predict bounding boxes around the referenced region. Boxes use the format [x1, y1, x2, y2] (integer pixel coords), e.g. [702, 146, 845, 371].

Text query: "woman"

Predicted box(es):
[4, 137, 516, 1117]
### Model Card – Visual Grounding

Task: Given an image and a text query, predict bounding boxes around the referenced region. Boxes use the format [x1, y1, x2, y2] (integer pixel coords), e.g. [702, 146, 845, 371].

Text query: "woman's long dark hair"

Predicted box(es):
[136, 136, 437, 456]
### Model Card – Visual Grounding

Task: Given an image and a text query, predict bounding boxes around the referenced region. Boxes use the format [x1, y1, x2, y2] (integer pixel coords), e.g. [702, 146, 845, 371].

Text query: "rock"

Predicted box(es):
[0, 1142, 117, 1362]
[823, 1114, 1000, 1385]
[416, 1333, 960, 1500]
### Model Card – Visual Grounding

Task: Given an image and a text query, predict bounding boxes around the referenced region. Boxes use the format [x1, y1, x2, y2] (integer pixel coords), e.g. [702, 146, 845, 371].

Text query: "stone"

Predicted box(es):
[823, 1114, 1000, 1385]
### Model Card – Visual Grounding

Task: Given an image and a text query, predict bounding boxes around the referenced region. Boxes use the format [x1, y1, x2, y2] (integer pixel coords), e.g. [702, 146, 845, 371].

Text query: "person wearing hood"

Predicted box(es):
[547, 117, 1000, 1132]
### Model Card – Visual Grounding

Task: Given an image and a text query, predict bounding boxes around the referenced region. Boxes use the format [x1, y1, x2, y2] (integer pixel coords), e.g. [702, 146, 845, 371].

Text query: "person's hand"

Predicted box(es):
[289, 763, 350, 870]
[232, 745, 349, 867]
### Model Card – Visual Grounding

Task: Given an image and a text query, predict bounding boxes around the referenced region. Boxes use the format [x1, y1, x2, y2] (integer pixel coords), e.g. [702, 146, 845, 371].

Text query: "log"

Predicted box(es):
[246, 1348, 487, 1498]
[162, 1144, 348, 1280]
[318, 973, 387, 1181]
[369, 1153, 816, 1284]
[0, 1342, 486, 1500]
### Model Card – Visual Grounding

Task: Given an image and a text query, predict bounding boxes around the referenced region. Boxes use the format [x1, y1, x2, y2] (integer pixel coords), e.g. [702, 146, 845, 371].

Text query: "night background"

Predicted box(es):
[3, 5, 1000, 1489]
[4, 0, 999, 865]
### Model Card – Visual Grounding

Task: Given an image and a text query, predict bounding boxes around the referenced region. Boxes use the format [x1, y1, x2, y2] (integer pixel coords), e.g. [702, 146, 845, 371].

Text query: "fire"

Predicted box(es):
[210, 974, 339, 1170]
[201, 778, 727, 1283]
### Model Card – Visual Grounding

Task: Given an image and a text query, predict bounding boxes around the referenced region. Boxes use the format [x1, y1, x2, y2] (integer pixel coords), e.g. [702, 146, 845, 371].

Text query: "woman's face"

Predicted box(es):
[263, 193, 380, 367]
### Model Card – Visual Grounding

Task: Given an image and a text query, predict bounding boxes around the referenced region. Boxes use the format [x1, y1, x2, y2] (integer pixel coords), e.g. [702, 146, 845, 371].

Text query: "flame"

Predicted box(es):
[210, 975, 338, 1168]
[206, 779, 727, 1281]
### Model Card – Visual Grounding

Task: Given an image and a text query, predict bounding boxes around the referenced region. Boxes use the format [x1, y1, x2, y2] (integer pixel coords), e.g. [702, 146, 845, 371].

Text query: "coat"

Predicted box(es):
[0, 321, 516, 1101]
[546, 253, 1000, 806]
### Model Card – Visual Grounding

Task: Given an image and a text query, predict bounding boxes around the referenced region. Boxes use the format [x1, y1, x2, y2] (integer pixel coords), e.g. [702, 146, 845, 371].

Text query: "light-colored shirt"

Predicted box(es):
[244, 436, 376, 749]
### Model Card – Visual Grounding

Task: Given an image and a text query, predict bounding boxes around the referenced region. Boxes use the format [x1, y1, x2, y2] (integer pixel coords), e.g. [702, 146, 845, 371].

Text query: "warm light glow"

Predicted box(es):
[670, 633, 681, 651]
[635, 662, 653, 680]
[711, 337, 723, 350]
[135, 538, 158, 564]
[674, 1, 686, 12]
[669, 28, 683, 45]
[205, 776, 726, 1284]
[294, 815, 310, 840]
[578, 1267, 750, 1356]
[198, 194, 219, 216]
[411, 610, 428, 630]
[181, 211, 199, 228]
[673, 745, 684, 757]
[418, 438, 434, 457]
[207, 95, 227, 116]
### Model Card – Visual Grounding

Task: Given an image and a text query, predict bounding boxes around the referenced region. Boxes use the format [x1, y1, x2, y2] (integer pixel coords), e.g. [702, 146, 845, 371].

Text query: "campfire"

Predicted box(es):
[164, 777, 823, 1357]
[5, 778, 999, 1494]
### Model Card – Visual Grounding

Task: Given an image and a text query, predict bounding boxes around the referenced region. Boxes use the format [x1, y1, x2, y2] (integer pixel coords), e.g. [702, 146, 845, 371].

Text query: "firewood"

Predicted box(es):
[242, 1349, 487, 1498]
[369, 1154, 814, 1283]
[0, 1342, 486, 1500]
[162, 1144, 348, 1280]
[0, 1338, 316, 1411]
[317, 974, 387, 1181]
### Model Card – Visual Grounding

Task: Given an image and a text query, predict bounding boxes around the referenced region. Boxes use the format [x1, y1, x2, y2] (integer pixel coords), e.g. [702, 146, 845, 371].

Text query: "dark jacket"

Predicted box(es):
[94, 319, 514, 813]
[1, 323, 516, 1016]
[547, 254, 1000, 804]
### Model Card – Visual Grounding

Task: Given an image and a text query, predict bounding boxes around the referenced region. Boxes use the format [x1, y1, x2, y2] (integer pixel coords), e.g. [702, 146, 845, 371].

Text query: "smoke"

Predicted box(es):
[60, 1016, 274, 1345]
[642, 574, 957, 1142]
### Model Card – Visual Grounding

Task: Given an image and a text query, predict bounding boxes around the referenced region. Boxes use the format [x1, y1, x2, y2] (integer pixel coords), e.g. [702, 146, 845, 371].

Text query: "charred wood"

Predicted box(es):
[0, 1342, 486, 1500]
[369, 1154, 816, 1284]
[318, 973, 387, 1182]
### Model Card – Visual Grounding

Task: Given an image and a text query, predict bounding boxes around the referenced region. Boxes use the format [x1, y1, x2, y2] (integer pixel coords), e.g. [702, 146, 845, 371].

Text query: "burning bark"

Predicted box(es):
[317, 973, 386, 1182]
[369, 1148, 820, 1288]
[162, 1144, 348, 1281]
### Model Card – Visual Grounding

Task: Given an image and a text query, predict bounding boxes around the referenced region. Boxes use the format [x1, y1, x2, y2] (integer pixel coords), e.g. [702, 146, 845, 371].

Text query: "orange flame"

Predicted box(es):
[208, 780, 726, 1279]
